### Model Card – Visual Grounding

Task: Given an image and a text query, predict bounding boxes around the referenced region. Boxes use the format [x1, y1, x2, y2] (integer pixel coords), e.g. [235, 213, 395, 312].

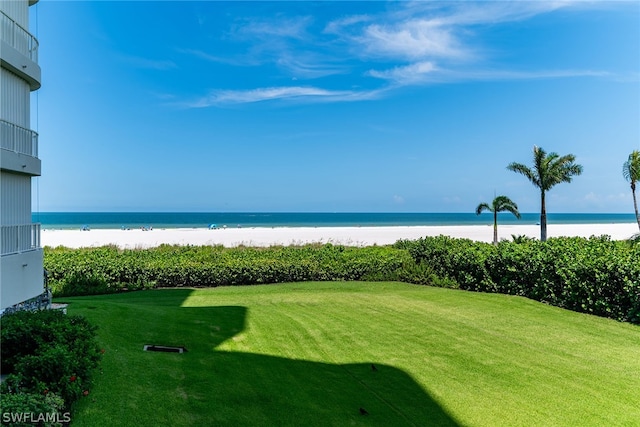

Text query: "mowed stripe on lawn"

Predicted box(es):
[67, 282, 640, 426]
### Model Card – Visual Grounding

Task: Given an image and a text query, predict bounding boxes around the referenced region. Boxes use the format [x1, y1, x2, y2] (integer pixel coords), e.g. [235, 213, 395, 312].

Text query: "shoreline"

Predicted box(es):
[41, 223, 639, 249]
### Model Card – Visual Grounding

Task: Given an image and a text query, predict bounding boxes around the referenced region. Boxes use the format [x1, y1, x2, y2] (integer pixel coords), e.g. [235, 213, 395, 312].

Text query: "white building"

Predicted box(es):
[0, 0, 44, 313]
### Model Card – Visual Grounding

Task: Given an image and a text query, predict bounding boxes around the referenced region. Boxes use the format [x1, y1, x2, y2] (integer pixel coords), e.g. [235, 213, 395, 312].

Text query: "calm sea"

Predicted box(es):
[33, 212, 637, 230]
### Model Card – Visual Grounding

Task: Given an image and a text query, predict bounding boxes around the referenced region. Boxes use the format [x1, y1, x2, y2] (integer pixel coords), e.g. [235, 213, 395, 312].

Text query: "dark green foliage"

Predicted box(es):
[511, 234, 536, 243]
[395, 236, 640, 324]
[0, 310, 102, 411]
[44, 244, 410, 296]
[0, 391, 66, 426]
[628, 233, 640, 245]
[396, 261, 458, 288]
[44, 237, 640, 324]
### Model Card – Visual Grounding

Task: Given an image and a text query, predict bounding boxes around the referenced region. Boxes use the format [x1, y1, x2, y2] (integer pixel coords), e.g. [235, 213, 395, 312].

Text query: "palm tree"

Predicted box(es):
[507, 146, 583, 241]
[475, 195, 521, 244]
[622, 150, 640, 231]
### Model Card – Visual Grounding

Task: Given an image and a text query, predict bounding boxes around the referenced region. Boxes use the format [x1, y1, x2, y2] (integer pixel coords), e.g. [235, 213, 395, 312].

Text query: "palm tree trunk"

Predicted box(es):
[632, 182, 640, 231]
[540, 190, 547, 242]
[493, 210, 498, 244]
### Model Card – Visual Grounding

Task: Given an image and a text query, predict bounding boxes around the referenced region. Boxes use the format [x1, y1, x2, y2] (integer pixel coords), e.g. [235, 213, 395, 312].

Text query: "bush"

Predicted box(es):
[44, 244, 411, 296]
[0, 391, 66, 427]
[0, 310, 102, 414]
[396, 261, 458, 288]
[396, 236, 640, 324]
[43, 237, 640, 324]
[395, 236, 495, 291]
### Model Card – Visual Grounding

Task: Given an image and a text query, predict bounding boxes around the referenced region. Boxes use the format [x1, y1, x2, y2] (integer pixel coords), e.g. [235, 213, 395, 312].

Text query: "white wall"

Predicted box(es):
[0, 68, 30, 127]
[0, 0, 29, 27]
[1, 171, 31, 225]
[0, 249, 43, 309]
[0, 0, 42, 311]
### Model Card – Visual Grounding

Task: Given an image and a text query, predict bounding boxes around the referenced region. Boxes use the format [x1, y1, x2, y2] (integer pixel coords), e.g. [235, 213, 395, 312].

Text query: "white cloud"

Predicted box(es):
[215, 86, 344, 103]
[276, 53, 348, 79]
[429, 1, 571, 27]
[369, 64, 610, 86]
[234, 16, 313, 40]
[446, 68, 611, 81]
[324, 1, 606, 90]
[359, 19, 465, 61]
[369, 61, 438, 84]
[176, 1, 617, 107]
[324, 14, 372, 35]
[332, 1, 575, 63]
[182, 86, 385, 107]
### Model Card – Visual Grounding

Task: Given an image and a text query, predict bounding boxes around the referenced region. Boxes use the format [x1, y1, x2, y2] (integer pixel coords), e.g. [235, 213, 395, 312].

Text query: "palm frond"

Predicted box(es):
[623, 150, 640, 183]
[494, 195, 520, 218]
[503, 205, 521, 219]
[506, 162, 538, 186]
[535, 151, 583, 190]
[475, 203, 492, 215]
[627, 233, 640, 245]
[508, 146, 582, 242]
[476, 196, 520, 218]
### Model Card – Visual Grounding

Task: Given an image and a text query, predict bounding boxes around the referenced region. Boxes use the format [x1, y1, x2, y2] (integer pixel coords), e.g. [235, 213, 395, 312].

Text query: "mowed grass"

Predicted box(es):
[64, 282, 640, 426]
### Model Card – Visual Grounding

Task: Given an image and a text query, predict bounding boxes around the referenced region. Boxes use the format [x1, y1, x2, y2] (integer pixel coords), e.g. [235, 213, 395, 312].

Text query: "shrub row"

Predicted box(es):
[43, 237, 640, 324]
[1, 309, 102, 422]
[395, 235, 640, 324]
[44, 244, 411, 296]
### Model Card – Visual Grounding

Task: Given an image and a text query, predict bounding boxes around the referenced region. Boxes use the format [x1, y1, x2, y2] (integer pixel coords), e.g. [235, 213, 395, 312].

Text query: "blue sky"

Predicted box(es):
[31, 1, 639, 213]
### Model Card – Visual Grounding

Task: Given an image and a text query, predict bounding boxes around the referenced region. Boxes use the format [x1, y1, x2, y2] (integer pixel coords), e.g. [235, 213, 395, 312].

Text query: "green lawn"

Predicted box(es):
[65, 282, 640, 426]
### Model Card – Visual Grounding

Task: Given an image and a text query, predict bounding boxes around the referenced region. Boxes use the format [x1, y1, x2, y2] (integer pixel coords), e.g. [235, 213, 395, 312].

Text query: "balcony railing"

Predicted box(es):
[0, 120, 38, 157]
[1, 10, 38, 63]
[0, 224, 41, 256]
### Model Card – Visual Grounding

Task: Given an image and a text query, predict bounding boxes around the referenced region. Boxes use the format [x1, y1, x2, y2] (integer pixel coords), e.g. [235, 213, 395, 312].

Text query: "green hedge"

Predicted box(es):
[43, 237, 640, 324]
[395, 235, 640, 324]
[44, 244, 411, 296]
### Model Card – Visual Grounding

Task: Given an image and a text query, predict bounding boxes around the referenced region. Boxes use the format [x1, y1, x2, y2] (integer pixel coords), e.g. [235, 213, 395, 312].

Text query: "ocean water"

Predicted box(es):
[33, 212, 637, 230]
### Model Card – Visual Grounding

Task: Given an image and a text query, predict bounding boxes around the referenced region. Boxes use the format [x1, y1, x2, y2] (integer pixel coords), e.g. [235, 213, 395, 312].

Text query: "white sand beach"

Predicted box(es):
[41, 223, 639, 249]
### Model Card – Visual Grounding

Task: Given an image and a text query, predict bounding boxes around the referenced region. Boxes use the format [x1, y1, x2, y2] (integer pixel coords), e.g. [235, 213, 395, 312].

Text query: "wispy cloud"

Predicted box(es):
[453, 69, 612, 81]
[180, 46, 347, 78]
[181, 86, 385, 107]
[331, 1, 584, 67]
[233, 15, 313, 41]
[369, 64, 611, 85]
[276, 53, 348, 79]
[346, 2, 614, 88]
[196, 15, 347, 77]
[358, 19, 466, 61]
[368, 61, 439, 84]
[323, 14, 372, 35]
[177, 1, 619, 107]
[418, 1, 571, 27]
[328, 1, 574, 63]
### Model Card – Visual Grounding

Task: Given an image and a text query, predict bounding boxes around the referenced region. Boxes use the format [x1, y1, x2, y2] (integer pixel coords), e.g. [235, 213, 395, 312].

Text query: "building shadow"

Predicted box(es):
[71, 290, 462, 426]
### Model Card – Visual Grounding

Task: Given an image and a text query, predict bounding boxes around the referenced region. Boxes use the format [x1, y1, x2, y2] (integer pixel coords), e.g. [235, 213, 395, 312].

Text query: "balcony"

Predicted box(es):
[0, 11, 38, 63]
[0, 223, 41, 256]
[0, 119, 38, 158]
